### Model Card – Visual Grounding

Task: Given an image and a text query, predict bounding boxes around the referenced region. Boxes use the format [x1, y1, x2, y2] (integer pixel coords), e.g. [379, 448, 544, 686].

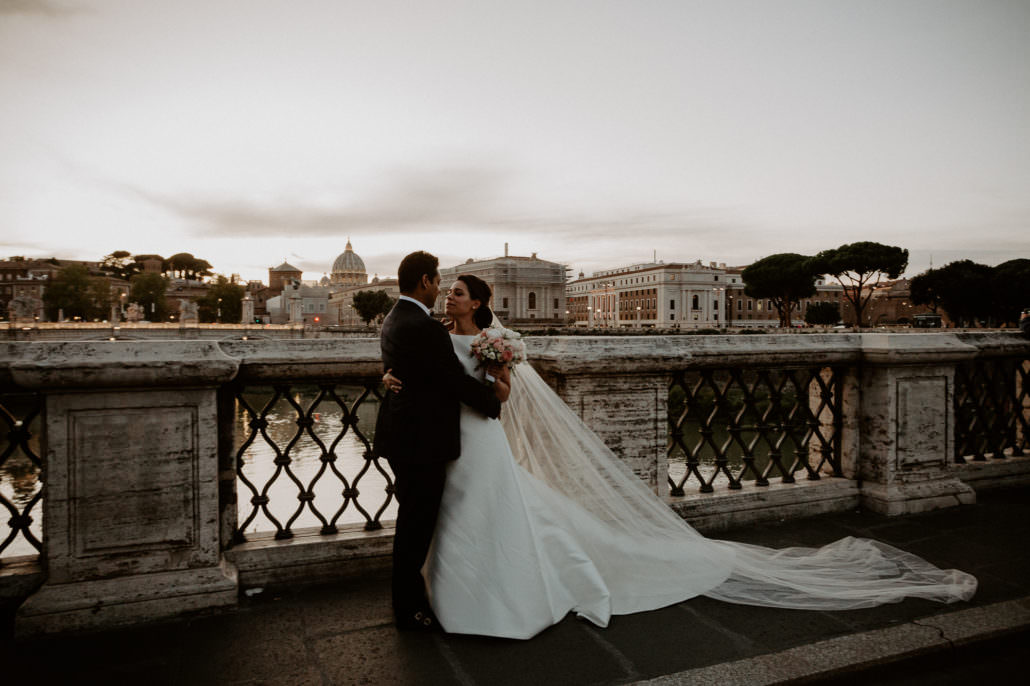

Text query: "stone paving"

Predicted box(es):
[2, 487, 1027, 686]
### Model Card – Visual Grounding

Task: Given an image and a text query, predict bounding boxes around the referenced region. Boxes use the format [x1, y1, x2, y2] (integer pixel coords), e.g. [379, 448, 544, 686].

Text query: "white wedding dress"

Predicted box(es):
[425, 333, 977, 640]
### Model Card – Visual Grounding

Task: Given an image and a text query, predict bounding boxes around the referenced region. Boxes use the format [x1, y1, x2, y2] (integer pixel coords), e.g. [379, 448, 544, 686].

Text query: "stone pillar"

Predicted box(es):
[531, 338, 673, 495]
[554, 372, 668, 494]
[856, 334, 978, 515]
[11, 341, 240, 634]
[288, 290, 303, 324]
[241, 293, 254, 324]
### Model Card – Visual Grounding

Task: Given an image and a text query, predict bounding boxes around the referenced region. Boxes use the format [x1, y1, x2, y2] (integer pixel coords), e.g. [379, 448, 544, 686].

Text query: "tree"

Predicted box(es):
[43, 264, 92, 320]
[133, 254, 168, 272]
[196, 275, 245, 323]
[42, 264, 113, 321]
[167, 252, 213, 280]
[912, 260, 994, 327]
[99, 250, 139, 280]
[88, 277, 114, 319]
[352, 290, 396, 326]
[741, 253, 818, 328]
[991, 258, 1030, 326]
[129, 272, 170, 321]
[804, 301, 841, 326]
[909, 268, 947, 314]
[810, 242, 908, 327]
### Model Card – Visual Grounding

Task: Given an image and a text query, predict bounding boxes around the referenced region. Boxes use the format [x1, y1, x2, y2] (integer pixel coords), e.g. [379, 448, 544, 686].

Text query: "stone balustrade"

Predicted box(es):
[0, 332, 1027, 635]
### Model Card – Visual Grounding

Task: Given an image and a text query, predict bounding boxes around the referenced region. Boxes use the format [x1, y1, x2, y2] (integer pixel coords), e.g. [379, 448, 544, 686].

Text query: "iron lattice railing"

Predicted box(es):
[667, 366, 843, 495]
[954, 356, 1030, 462]
[232, 381, 394, 542]
[0, 390, 43, 562]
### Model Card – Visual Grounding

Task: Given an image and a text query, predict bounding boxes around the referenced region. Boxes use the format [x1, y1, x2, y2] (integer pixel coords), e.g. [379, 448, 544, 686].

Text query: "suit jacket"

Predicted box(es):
[373, 299, 501, 464]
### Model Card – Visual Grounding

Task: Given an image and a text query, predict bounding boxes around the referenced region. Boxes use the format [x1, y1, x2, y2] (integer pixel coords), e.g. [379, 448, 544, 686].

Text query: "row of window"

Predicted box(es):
[502, 294, 561, 311]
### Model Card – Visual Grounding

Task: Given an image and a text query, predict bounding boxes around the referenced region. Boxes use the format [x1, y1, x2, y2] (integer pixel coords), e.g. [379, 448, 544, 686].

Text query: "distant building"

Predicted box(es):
[266, 282, 335, 325]
[329, 240, 368, 288]
[268, 261, 302, 296]
[0, 258, 57, 321]
[567, 260, 846, 328]
[1, 257, 130, 322]
[329, 275, 400, 327]
[722, 267, 847, 327]
[568, 260, 731, 328]
[165, 278, 209, 322]
[438, 248, 567, 327]
[853, 278, 942, 327]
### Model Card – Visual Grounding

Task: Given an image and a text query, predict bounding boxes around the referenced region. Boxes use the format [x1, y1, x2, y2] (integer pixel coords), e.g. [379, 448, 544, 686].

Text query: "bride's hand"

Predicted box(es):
[382, 369, 403, 393]
[485, 363, 510, 402]
[486, 363, 511, 387]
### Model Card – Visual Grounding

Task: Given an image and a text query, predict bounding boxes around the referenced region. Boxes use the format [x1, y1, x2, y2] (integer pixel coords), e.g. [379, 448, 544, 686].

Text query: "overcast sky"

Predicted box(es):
[1, 0, 1027, 283]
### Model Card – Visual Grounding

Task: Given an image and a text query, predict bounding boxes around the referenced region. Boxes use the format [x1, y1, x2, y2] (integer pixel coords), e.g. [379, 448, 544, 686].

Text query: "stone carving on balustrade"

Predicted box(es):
[179, 299, 199, 324]
[8, 295, 42, 322]
[125, 302, 143, 322]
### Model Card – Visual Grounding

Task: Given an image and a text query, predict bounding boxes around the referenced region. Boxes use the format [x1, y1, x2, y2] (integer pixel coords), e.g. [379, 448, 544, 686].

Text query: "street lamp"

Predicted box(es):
[217, 297, 222, 323]
[636, 305, 642, 329]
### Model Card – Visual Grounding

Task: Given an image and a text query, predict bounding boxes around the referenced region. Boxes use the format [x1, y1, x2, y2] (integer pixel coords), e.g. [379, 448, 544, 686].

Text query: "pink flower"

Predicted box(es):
[502, 349, 513, 362]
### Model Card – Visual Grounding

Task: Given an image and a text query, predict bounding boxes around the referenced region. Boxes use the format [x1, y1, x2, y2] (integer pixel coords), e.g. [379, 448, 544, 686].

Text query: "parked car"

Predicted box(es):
[913, 313, 943, 328]
[1020, 308, 1030, 339]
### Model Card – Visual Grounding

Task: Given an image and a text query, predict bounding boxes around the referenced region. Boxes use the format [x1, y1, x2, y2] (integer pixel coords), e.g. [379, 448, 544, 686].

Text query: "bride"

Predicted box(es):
[383, 274, 976, 640]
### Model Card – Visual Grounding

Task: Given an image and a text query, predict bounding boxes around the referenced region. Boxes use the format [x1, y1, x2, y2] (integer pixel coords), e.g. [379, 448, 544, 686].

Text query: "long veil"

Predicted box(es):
[498, 329, 976, 610]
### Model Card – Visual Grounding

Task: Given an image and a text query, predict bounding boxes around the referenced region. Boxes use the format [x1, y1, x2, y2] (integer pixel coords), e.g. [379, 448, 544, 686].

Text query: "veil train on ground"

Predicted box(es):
[498, 335, 976, 612]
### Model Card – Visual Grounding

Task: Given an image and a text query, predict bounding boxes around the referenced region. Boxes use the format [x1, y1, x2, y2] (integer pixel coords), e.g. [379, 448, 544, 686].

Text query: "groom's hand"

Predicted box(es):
[383, 369, 403, 393]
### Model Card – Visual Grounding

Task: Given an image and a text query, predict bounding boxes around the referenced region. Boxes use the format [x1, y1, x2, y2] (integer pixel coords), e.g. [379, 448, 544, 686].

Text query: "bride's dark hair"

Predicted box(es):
[457, 273, 494, 329]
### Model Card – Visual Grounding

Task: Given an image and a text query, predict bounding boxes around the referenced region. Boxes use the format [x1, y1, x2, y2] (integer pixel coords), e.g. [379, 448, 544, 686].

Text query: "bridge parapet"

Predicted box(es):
[1, 332, 1027, 634]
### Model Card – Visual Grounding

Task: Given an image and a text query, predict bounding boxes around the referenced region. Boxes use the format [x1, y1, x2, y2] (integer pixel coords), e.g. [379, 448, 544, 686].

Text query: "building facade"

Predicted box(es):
[568, 260, 846, 328]
[567, 260, 734, 328]
[328, 276, 400, 327]
[437, 250, 567, 327]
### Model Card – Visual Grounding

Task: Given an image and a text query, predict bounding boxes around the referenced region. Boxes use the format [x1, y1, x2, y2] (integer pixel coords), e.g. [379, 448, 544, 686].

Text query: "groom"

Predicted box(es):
[373, 250, 501, 632]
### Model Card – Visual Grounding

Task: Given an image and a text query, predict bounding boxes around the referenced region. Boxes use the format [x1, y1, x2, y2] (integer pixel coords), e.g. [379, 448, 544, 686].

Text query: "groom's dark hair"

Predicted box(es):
[397, 251, 439, 294]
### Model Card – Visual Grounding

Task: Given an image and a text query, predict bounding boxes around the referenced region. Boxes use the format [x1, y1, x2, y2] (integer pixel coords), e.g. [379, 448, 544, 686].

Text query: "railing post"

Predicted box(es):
[10, 341, 240, 634]
[549, 371, 669, 495]
[856, 334, 978, 515]
[529, 338, 671, 495]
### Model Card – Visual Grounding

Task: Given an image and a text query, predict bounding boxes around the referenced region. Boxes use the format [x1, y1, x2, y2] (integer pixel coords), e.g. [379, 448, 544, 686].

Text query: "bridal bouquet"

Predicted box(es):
[470, 327, 527, 371]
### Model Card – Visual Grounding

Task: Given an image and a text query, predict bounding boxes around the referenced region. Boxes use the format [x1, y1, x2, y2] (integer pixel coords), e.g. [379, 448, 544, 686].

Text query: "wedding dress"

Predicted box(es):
[424, 333, 976, 640]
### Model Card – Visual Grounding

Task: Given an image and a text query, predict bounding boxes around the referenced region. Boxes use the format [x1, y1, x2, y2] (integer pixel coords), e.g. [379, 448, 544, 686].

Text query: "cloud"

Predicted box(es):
[110, 164, 757, 252]
[109, 165, 512, 237]
[0, 0, 82, 16]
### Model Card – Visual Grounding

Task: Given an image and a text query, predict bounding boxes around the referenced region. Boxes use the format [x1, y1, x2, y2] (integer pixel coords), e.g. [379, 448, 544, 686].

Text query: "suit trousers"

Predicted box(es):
[387, 458, 449, 619]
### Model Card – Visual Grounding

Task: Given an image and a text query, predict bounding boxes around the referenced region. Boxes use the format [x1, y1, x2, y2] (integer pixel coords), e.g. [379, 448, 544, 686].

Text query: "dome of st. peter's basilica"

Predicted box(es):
[330, 239, 367, 287]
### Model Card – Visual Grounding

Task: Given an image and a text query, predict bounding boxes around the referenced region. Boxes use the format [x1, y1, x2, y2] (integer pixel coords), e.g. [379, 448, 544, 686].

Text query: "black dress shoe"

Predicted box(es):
[396, 608, 440, 632]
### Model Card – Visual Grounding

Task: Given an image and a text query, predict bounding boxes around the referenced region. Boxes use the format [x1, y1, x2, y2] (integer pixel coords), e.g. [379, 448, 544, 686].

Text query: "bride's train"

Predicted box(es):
[425, 335, 976, 639]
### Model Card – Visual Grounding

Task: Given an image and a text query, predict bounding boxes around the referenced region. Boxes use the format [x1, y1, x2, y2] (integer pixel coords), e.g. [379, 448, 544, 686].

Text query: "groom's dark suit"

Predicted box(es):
[373, 297, 500, 626]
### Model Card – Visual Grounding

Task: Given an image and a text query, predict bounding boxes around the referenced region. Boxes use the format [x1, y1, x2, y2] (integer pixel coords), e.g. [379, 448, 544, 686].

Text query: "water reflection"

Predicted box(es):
[235, 385, 397, 536]
[0, 400, 43, 559]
